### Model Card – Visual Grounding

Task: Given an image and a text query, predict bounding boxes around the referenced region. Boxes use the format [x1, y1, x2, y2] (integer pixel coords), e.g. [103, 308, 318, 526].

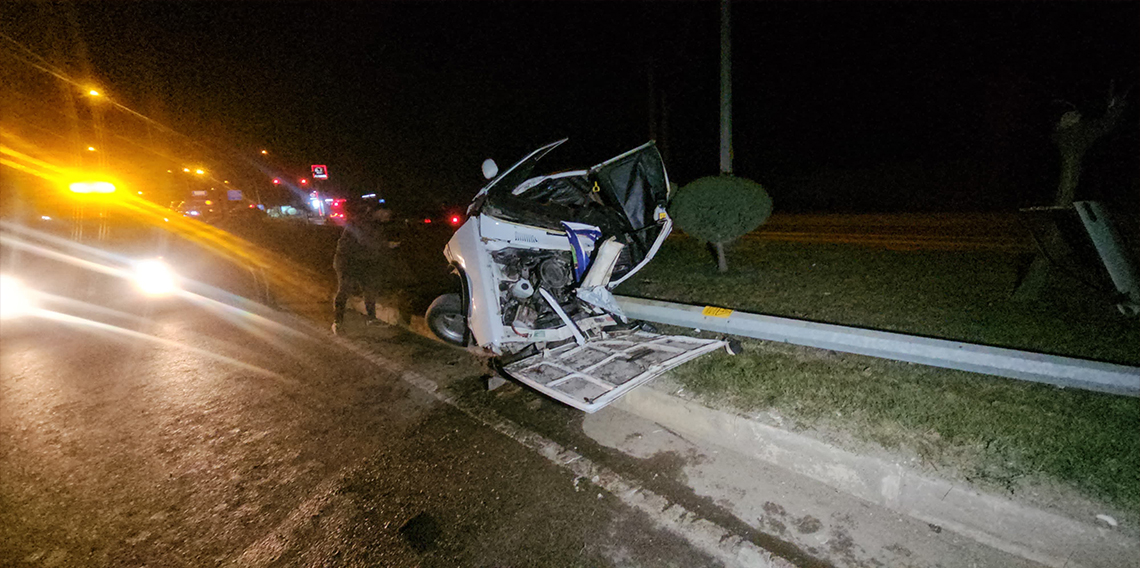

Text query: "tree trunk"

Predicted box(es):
[1013, 93, 1124, 300]
[1054, 152, 1084, 208]
[714, 242, 728, 273]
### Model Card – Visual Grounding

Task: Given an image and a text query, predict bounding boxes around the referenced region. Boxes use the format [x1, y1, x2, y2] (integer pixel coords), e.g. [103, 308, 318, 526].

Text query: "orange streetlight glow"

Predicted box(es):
[195, 169, 205, 175]
[86, 146, 96, 152]
[260, 150, 268, 155]
[183, 168, 190, 173]
[88, 90, 100, 96]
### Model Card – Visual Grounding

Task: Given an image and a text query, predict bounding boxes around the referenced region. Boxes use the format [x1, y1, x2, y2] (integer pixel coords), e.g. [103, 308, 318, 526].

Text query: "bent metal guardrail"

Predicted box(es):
[615, 296, 1140, 397]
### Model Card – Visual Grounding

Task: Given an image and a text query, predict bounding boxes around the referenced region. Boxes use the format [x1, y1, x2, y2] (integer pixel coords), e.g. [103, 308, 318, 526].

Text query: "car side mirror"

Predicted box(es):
[481, 158, 499, 180]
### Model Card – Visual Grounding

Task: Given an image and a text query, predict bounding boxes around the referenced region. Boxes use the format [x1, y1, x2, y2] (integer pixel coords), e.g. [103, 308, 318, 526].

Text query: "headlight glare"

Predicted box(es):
[0, 275, 35, 319]
[133, 259, 178, 297]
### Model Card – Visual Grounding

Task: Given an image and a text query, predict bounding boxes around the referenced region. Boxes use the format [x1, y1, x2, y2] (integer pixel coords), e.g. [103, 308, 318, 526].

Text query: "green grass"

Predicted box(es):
[671, 340, 1139, 512]
[617, 236, 1140, 512]
[620, 237, 1139, 364]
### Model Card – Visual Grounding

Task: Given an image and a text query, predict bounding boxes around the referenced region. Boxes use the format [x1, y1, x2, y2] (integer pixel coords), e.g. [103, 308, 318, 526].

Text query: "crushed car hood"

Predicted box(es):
[473, 140, 670, 236]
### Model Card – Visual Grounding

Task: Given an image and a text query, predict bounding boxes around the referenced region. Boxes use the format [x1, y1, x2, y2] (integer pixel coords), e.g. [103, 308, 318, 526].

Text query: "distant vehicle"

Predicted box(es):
[395, 205, 466, 229]
[173, 198, 219, 221]
[328, 198, 347, 225]
[1, 207, 184, 323]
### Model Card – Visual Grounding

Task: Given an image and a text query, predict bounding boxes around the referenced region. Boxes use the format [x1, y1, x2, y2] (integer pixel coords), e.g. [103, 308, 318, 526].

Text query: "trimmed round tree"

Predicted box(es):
[669, 175, 772, 272]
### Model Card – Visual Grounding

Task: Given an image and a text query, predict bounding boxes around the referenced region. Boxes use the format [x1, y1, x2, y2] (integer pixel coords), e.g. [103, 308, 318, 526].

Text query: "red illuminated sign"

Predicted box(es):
[311, 164, 328, 180]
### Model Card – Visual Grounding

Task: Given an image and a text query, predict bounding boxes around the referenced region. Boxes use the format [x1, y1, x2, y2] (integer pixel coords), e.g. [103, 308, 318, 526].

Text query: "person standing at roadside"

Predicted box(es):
[332, 201, 399, 335]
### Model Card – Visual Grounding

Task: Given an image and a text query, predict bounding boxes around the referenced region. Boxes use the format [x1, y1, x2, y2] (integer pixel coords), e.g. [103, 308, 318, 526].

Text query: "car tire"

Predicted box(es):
[426, 293, 467, 346]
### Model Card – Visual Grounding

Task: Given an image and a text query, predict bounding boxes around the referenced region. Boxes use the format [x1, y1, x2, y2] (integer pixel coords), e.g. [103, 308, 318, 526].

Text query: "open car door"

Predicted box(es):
[500, 331, 727, 413]
[589, 141, 670, 233]
[588, 142, 673, 288]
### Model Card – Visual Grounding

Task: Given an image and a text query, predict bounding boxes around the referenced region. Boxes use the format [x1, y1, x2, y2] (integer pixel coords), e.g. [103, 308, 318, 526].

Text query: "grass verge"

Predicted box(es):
[620, 237, 1138, 363]
[617, 236, 1140, 514]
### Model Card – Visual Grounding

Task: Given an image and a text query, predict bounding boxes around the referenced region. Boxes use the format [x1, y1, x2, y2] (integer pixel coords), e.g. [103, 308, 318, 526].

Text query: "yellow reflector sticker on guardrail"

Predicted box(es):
[701, 306, 734, 318]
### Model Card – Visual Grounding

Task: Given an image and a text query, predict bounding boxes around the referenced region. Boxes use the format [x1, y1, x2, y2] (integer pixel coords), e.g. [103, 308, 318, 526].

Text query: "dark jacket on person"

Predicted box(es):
[334, 218, 395, 282]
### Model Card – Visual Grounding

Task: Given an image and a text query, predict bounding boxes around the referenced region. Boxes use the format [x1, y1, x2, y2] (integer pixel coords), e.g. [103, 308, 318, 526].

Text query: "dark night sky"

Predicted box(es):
[3, 1, 1138, 213]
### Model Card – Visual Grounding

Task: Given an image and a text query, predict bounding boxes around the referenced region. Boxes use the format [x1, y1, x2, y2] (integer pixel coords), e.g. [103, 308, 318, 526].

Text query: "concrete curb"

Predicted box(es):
[347, 298, 433, 339]
[613, 386, 1137, 568]
[353, 299, 1138, 568]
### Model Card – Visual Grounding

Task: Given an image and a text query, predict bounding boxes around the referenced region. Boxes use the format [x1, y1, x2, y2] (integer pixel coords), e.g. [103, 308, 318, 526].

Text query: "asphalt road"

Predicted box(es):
[0, 264, 718, 567]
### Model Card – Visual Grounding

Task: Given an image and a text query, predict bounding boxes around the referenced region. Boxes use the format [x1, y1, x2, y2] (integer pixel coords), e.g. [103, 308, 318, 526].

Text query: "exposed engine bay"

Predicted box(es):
[490, 248, 577, 331]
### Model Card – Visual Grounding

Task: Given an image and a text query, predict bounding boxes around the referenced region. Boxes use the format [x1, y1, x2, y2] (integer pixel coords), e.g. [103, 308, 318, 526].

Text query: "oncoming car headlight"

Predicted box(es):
[132, 259, 179, 297]
[0, 274, 36, 320]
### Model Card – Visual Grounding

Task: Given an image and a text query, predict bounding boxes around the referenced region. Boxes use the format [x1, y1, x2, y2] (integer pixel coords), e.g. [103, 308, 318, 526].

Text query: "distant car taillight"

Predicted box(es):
[449, 215, 461, 226]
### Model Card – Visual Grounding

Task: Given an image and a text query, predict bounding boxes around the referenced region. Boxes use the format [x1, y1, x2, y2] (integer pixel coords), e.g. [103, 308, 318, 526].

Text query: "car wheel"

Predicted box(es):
[426, 293, 467, 346]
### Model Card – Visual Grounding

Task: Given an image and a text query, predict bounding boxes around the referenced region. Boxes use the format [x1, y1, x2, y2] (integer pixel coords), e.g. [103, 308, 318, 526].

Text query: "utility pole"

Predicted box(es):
[719, 0, 733, 175]
[648, 58, 657, 142]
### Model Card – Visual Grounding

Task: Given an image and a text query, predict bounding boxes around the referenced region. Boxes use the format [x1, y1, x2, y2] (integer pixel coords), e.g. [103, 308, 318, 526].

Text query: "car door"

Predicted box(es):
[588, 142, 673, 288]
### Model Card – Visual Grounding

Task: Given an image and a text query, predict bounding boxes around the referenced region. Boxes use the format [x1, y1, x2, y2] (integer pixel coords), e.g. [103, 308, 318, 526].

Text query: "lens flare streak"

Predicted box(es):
[2, 224, 322, 367]
[34, 309, 292, 384]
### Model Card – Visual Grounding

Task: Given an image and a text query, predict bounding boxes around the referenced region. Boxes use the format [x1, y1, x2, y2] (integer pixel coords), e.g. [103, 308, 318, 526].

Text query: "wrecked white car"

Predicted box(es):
[426, 139, 729, 412]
